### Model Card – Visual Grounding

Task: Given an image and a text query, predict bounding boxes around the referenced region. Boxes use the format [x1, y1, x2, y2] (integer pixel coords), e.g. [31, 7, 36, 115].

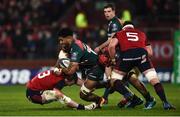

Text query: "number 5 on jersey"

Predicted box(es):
[126, 32, 139, 41]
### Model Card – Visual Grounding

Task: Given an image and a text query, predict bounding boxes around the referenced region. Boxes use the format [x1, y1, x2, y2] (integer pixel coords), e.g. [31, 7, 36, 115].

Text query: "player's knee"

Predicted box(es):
[111, 70, 124, 80]
[150, 78, 160, 85]
[144, 69, 159, 85]
[129, 75, 139, 84]
[80, 84, 91, 101]
[132, 67, 140, 76]
[41, 90, 57, 103]
[110, 79, 124, 90]
[80, 84, 91, 94]
[80, 91, 88, 101]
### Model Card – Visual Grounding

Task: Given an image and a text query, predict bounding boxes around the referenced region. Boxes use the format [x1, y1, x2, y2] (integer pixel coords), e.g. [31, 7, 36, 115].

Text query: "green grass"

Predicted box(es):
[0, 83, 180, 116]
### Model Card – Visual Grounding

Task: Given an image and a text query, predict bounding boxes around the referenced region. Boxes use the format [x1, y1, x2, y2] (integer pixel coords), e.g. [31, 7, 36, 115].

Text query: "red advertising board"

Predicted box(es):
[150, 40, 173, 68]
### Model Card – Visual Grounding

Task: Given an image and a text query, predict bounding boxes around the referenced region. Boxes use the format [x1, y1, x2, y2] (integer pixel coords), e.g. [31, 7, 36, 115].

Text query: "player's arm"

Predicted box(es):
[108, 38, 119, 59]
[76, 78, 84, 86]
[144, 34, 153, 57]
[63, 44, 85, 75]
[62, 62, 79, 75]
[95, 39, 111, 53]
[54, 50, 69, 74]
[53, 85, 96, 110]
[52, 88, 84, 109]
[64, 73, 83, 86]
[146, 45, 153, 57]
[95, 33, 116, 54]
[65, 77, 84, 86]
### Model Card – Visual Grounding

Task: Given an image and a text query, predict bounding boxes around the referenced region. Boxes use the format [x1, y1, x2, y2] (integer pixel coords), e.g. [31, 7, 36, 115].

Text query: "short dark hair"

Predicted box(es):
[104, 3, 115, 11]
[58, 28, 73, 38]
[123, 21, 134, 27]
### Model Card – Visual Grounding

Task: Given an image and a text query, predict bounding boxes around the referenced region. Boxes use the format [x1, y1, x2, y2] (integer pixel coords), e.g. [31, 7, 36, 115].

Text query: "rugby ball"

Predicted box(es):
[59, 58, 71, 68]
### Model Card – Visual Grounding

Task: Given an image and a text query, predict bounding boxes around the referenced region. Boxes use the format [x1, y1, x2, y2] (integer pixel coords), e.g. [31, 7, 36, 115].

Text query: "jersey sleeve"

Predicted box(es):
[54, 80, 65, 89]
[70, 44, 83, 63]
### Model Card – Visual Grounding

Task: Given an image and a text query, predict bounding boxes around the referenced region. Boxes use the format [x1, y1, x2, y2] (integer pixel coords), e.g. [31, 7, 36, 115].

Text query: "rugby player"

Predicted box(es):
[26, 66, 96, 110]
[57, 28, 143, 108]
[94, 3, 154, 108]
[108, 21, 176, 110]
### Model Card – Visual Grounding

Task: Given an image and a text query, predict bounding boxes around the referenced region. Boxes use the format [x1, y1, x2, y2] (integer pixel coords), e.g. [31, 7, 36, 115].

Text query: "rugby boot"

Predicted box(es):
[144, 97, 156, 109]
[125, 96, 143, 108]
[117, 98, 128, 108]
[163, 102, 176, 110]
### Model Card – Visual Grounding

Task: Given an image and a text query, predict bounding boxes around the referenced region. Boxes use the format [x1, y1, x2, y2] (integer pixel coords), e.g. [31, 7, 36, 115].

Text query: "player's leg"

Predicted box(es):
[26, 88, 44, 105]
[110, 69, 143, 108]
[143, 68, 175, 110]
[80, 65, 106, 108]
[102, 66, 113, 104]
[80, 79, 105, 108]
[42, 88, 96, 110]
[112, 52, 144, 108]
[127, 68, 155, 109]
[138, 49, 175, 110]
[41, 89, 79, 107]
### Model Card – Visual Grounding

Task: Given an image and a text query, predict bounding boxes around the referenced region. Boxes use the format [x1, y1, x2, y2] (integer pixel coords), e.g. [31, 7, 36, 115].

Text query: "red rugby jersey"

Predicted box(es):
[27, 70, 64, 91]
[115, 28, 149, 52]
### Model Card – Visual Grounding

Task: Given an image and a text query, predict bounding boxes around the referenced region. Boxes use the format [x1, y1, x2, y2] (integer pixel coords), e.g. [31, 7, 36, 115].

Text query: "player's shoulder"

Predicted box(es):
[134, 28, 144, 33]
[72, 39, 84, 51]
[134, 29, 146, 37]
[111, 17, 122, 26]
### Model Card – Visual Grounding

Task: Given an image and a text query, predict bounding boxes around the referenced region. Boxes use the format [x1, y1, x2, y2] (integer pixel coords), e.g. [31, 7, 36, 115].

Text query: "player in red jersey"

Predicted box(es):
[26, 67, 96, 110]
[108, 21, 175, 110]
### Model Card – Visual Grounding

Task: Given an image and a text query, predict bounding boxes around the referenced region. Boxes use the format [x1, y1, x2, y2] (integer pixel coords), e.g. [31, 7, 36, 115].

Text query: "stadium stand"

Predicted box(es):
[0, 0, 178, 60]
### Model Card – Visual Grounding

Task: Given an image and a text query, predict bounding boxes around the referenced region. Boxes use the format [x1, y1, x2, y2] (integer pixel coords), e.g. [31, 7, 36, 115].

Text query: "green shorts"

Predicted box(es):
[86, 65, 105, 81]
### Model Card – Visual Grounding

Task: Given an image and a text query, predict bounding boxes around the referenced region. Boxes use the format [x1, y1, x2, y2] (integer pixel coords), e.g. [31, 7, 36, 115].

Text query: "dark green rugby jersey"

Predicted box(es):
[107, 16, 123, 38]
[69, 39, 98, 67]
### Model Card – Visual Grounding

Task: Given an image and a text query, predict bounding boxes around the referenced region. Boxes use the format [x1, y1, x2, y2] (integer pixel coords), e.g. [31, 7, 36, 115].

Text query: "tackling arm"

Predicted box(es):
[95, 39, 111, 53]
[94, 33, 116, 54]
[108, 38, 119, 59]
[76, 78, 84, 86]
[62, 62, 79, 75]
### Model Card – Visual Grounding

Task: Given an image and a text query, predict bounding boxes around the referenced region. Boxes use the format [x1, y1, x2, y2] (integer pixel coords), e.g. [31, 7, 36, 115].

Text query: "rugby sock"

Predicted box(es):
[113, 80, 133, 100]
[128, 74, 148, 97]
[130, 78, 151, 102]
[144, 92, 152, 102]
[80, 92, 101, 104]
[88, 93, 102, 104]
[103, 88, 110, 99]
[154, 83, 167, 102]
[77, 104, 85, 110]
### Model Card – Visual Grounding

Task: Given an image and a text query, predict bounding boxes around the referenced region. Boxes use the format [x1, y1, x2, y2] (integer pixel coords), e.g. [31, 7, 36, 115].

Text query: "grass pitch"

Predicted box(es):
[0, 83, 180, 116]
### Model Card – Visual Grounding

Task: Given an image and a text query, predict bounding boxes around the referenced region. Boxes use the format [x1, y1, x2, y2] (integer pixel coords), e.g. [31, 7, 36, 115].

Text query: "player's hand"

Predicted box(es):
[94, 47, 101, 54]
[53, 67, 62, 75]
[110, 58, 116, 66]
[84, 102, 97, 110]
[107, 58, 116, 67]
[62, 67, 69, 74]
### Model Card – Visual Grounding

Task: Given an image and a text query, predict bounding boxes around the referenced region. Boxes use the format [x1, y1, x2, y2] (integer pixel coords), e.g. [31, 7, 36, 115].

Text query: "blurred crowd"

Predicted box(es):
[0, 0, 179, 59]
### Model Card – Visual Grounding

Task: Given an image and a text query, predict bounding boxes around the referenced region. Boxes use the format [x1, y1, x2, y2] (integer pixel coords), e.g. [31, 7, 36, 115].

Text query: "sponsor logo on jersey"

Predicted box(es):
[71, 52, 78, 61]
[112, 23, 118, 32]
